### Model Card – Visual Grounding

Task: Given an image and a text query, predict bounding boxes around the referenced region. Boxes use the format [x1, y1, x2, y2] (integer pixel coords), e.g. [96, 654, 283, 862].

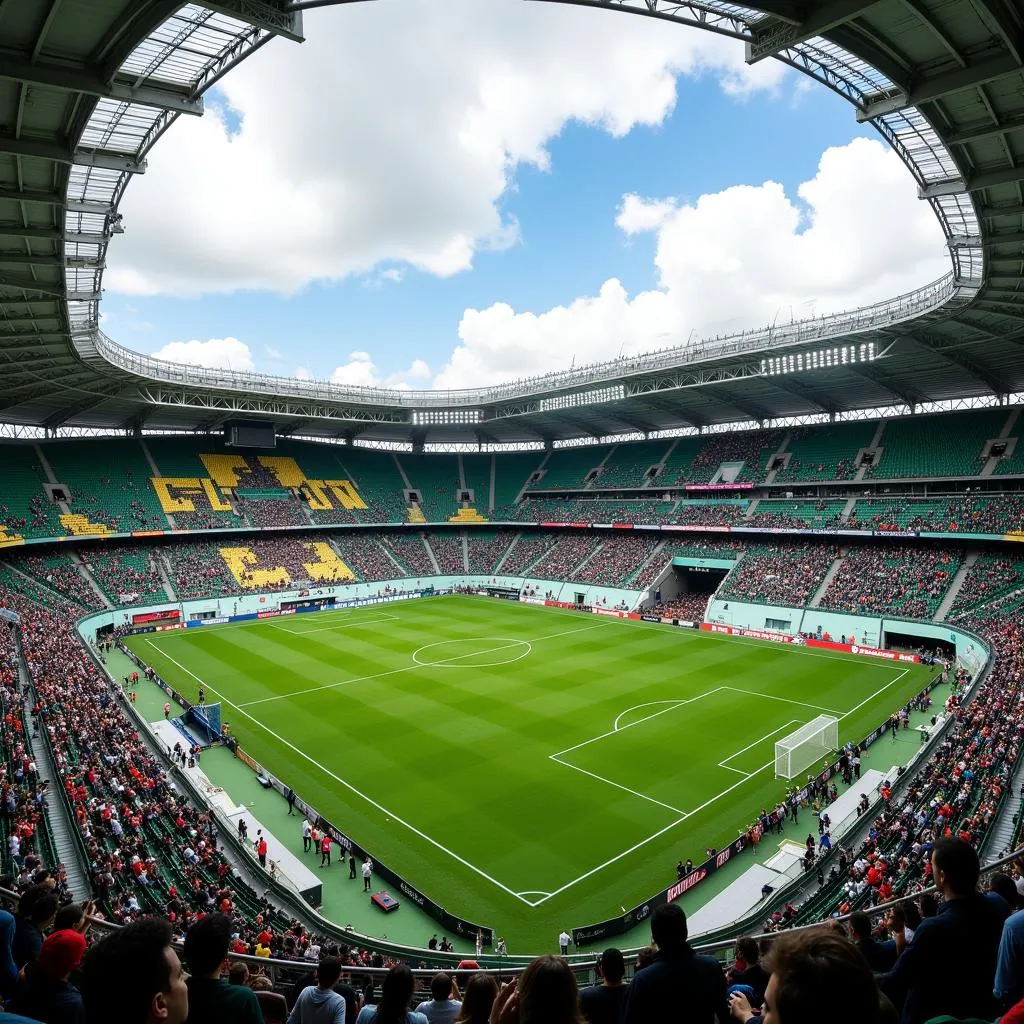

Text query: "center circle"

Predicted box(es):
[412, 637, 533, 668]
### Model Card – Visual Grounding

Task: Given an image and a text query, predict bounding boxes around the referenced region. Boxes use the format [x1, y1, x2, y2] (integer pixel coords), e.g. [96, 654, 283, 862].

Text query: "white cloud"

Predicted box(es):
[295, 367, 312, 380]
[433, 138, 948, 388]
[105, 0, 790, 297]
[330, 351, 432, 390]
[152, 337, 255, 372]
[264, 344, 283, 360]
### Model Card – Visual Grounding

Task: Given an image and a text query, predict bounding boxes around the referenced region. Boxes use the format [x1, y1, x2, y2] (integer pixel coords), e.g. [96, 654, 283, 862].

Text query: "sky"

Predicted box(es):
[100, 0, 950, 392]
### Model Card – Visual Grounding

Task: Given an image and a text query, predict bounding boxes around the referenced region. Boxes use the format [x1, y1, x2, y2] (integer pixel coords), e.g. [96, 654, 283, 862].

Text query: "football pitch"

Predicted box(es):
[127, 595, 935, 947]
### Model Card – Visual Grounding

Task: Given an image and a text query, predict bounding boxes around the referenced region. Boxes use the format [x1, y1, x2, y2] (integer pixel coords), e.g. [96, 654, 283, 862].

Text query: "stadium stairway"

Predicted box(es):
[984, 755, 1024, 862]
[423, 535, 441, 574]
[809, 551, 845, 608]
[761, 432, 792, 486]
[934, 552, 979, 621]
[73, 551, 113, 609]
[493, 532, 521, 573]
[18, 661, 91, 898]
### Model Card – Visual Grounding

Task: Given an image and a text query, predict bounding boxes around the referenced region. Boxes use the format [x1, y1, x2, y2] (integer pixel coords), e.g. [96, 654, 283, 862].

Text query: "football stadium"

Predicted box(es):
[2, 1, 1024, 1022]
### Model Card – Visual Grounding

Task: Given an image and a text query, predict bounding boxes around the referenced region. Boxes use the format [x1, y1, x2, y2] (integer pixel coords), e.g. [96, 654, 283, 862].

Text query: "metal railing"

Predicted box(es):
[83, 274, 957, 410]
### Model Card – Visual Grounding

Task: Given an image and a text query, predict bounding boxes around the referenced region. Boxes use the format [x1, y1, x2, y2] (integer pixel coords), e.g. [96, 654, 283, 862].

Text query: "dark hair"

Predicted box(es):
[765, 928, 880, 1024]
[18, 885, 57, 926]
[518, 956, 582, 1024]
[735, 936, 759, 964]
[456, 974, 498, 1024]
[651, 903, 688, 954]
[599, 948, 625, 984]
[317, 957, 342, 988]
[376, 964, 415, 1024]
[431, 972, 453, 1001]
[848, 912, 872, 939]
[228, 962, 249, 985]
[81, 917, 175, 1024]
[53, 903, 86, 932]
[184, 914, 232, 976]
[932, 838, 979, 896]
[989, 873, 1019, 910]
[902, 901, 921, 931]
[635, 945, 657, 970]
[918, 892, 938, 917]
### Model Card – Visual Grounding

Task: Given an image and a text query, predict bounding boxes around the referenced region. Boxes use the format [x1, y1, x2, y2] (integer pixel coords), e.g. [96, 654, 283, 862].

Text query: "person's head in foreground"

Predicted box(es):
[81, 917, 188, 1024]
[729, 928, 883, 1024]
[491, 955, 582, 1024]
[376, 963, 416, 1024]
[651, 902, 690, 957]
[931, 837, 979, 899]
[183, 913, 232, 978]
[455, 973, 498, 1023]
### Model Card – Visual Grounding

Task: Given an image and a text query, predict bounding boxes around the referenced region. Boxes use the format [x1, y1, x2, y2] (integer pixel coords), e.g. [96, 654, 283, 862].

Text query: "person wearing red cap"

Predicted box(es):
[10, 928, 86, 1024]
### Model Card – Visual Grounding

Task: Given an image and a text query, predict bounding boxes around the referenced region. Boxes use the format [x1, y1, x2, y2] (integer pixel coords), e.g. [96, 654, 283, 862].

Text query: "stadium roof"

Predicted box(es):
[2, 0, 1024, 446]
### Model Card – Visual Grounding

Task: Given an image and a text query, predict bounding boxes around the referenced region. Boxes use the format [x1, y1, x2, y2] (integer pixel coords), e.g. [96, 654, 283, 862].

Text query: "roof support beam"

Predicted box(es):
[973, 0, 1024, 65]
[746, 0, 881, 62]
[0, 53, 203, 115]
[947, 111, 1024, 147]
[202, 0, 304, 42]
[0, 134, 146, 174]
[706, 386, 771, 423]
[0, 186, 63, 207]
[0, 253, 102, 269]
[858, 49, 1023, 121]
[0, 272, 66, 298]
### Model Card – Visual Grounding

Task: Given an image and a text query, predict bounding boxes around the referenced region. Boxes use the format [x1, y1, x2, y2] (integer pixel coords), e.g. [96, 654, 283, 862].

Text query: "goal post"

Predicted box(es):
[775, 715, 839, 780]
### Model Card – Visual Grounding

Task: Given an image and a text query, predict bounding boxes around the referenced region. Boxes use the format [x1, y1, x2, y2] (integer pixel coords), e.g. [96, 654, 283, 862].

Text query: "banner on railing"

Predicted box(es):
[700, 624, 919, 663]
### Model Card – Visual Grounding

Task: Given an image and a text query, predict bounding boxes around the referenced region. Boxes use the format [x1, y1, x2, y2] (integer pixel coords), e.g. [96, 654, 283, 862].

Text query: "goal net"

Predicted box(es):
[775, 715, 839, 780]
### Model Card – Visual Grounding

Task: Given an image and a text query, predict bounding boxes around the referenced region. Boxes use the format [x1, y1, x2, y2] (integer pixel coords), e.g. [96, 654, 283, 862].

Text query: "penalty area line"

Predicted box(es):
[143, 641, 537, 908]
[549, 754, 689, 816]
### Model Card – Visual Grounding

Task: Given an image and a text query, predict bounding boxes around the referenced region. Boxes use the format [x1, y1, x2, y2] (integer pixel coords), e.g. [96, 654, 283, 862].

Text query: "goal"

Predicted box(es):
[775, 715, 839, 779]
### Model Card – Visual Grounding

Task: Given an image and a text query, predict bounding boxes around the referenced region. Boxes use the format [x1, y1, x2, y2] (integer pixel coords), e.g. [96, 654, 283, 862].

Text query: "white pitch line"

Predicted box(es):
[268, 614, 399, 635]
[237, 621, 610, 708]
[718, 720, 798, 769]
[144, 641, 536, 908]
[722, 686, 842, 716]
[549, 754, 689, 816]
[552, 688, 727, 760]
[839, 668, 909, 720]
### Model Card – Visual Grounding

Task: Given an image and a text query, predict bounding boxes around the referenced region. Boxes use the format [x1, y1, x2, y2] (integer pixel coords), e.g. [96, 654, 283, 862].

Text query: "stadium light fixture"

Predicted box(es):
[410, 409, 483, 426]
[760, 342, 877, 376]
[539, 384, 626, 412]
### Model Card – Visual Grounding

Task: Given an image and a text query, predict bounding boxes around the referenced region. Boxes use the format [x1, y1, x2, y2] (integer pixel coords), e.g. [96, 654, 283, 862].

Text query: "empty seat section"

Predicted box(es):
[492, 451, 544, 517]
[45, 440, 169, 532]
[527, 445, 613, 490]
[460, 454, 492, 516]
[658, 436, 706, 485]
[398, 454, 459, 521]
[868, 409, 1007, 479]
[0, 445, 60, 540]
[332, 446, 409, 523]
[776, 421, 877, 482]
[597, 440, 675, 488]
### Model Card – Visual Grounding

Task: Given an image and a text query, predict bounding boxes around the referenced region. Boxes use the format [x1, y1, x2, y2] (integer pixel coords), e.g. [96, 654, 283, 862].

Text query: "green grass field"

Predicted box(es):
[127, 595, 935, 948]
